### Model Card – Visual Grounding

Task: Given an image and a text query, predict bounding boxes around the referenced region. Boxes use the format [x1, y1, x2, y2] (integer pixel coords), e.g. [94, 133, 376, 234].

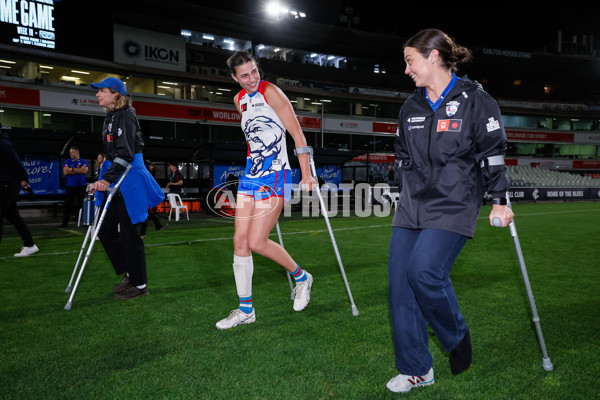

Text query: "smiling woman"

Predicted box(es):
[212, 50, 318, 330]
[386, 28, 514, 394]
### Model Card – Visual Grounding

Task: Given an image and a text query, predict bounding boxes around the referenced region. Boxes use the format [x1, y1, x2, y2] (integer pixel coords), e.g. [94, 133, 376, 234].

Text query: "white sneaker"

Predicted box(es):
[216, 309, 256, 330]
[14, 245, 39, 257]
[293, 272, 313, 312]
[386, 368, 434, 393]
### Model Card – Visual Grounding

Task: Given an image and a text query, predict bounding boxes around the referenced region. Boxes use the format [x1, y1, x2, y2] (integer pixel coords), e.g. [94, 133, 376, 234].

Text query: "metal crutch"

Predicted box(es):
[275, 220, 295, 300]
[492, 196, 553, 371]
[295, 146, 359, 316]
[64, 165, 132, 311]
[65, 199, 100, 293]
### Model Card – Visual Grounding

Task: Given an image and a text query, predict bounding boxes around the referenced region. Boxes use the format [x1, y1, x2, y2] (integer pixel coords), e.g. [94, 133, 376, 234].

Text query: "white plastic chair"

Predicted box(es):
[167, 193, 189, 221]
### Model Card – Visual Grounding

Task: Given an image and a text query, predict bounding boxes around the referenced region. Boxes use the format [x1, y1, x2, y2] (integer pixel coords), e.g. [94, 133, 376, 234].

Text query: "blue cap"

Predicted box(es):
[90, 77, 127, 96]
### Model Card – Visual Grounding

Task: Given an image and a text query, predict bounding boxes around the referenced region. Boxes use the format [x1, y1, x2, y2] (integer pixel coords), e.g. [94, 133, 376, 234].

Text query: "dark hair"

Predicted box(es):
[226, 50, 257, 75]
[70, 146, 80, 152]
[404, 29, 472, 73]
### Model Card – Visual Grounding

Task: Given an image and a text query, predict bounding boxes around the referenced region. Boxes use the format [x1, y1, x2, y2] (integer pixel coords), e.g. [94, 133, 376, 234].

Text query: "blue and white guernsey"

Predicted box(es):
[238, 81, 290, 178]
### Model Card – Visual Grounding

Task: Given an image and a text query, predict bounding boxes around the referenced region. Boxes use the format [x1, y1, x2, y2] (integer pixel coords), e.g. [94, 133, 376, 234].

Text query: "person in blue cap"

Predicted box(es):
[90, 77, 164, 299]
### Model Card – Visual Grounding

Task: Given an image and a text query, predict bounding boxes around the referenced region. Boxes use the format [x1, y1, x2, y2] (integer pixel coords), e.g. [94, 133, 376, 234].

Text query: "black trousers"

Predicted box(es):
[141, 209, 162, 235]
[0, 181, 34, 247]
[98, 195, 147, 286]
[62, 186, 86, 226]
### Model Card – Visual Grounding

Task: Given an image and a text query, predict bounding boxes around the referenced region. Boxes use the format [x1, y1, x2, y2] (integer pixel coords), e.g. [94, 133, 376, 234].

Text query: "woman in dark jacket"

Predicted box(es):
[386, 29, 514, 393]
[0, 124, 39, 257]
[90, 77, 164, 299]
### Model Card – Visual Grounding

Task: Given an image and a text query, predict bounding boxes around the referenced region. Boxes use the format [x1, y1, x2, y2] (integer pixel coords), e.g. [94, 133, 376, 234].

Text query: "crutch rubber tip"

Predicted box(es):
[64, 301, 72, 311]
[543, 358, 553, 371]
[65, 286, 72, 293]
[351, 305, 359, 316]
[492, 217, 502, 227]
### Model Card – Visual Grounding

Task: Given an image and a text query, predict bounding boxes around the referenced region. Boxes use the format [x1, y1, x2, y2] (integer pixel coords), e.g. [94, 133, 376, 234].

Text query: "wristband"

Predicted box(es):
[491, 198, 507, 205]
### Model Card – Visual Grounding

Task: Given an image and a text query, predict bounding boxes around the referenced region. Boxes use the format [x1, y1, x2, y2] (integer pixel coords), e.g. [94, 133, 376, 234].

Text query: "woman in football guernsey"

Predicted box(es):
[215, 50, 317, 330]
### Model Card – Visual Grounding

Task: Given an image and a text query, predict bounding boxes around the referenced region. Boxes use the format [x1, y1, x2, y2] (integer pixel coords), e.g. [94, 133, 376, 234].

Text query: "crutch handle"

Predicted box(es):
[492, 217, 502, 227]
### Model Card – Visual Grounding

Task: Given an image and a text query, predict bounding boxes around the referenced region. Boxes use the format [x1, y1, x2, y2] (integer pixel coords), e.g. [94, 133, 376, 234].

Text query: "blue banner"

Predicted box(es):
[20, 157, 63, 195]
[316, 165, 342, 185]
[213, 164, 245, 187]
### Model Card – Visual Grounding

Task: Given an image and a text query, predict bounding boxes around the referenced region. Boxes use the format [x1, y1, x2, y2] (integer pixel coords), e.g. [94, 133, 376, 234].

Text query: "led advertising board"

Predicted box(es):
[0, 0, 57, 49]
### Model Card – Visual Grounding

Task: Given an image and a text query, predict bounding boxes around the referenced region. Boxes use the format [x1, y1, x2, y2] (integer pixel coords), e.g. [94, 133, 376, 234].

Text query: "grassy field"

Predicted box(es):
[1, 202, 599, 399]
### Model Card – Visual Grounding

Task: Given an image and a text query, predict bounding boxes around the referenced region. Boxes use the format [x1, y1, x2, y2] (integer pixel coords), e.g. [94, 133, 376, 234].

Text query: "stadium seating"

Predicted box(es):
[506, 165, 599, 187]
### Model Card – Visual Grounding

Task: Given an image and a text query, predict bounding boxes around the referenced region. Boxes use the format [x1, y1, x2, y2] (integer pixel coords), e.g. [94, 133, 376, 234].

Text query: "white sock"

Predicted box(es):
[233, 254, 253, 298]
[136, 284, 146, 289]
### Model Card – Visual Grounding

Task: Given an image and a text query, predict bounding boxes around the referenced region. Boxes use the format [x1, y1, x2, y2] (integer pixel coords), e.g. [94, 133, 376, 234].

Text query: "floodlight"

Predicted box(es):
[266, 1, 281, 17]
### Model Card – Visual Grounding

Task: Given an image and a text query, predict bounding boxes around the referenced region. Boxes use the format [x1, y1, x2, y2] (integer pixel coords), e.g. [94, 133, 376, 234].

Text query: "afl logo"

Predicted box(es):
[123, 40, 140, 58]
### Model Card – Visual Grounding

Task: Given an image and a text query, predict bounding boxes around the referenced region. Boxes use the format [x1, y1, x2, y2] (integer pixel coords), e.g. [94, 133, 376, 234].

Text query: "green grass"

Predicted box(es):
[1, 202, 599, 399]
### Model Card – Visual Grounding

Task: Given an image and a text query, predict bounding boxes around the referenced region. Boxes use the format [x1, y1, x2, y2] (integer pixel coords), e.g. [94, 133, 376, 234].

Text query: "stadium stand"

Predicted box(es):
[506, 165, 600, 187]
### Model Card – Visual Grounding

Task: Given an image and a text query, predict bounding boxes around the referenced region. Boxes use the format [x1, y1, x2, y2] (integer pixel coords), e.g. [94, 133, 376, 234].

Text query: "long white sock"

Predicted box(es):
[233, 254, 253, 299]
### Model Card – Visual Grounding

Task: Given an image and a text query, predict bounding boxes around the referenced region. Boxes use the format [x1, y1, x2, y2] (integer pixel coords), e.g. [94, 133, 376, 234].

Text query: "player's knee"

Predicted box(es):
[247, 237, 267, 254]
[233, 233, 249, 253]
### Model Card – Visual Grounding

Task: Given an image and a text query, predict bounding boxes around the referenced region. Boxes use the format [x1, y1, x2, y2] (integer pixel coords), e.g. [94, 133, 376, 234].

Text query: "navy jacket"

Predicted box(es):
[0, 132, 28, 185]
[101, 106, 145, 184]
[392, 77, 509, 238]
[99, 106, 164, 224]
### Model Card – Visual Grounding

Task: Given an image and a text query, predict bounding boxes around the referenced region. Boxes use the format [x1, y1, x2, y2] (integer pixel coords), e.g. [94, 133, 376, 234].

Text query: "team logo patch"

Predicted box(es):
[446, 101, 460, 117]
[106, 134, 113, 142]
[241, 103, 247, 112]
[437, 119, 462, 132]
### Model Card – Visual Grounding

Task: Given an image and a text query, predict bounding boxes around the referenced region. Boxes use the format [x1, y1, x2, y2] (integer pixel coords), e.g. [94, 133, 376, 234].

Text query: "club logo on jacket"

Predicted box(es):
[241, 103, 247, 112]
[446, 101, 460, 117]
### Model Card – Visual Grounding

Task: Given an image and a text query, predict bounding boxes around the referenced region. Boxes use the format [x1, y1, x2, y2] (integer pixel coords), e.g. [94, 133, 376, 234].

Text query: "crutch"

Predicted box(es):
[65, 197, 100, 293]
[295, 146, 359, 316]
[275, 220, 295, 300]
[64, 165, 132, 311]
[492, 195, 553, 371]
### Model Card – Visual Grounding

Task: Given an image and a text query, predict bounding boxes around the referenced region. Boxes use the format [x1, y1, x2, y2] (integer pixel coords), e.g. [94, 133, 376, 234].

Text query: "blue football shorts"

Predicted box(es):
[238, 170, 292, 203]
